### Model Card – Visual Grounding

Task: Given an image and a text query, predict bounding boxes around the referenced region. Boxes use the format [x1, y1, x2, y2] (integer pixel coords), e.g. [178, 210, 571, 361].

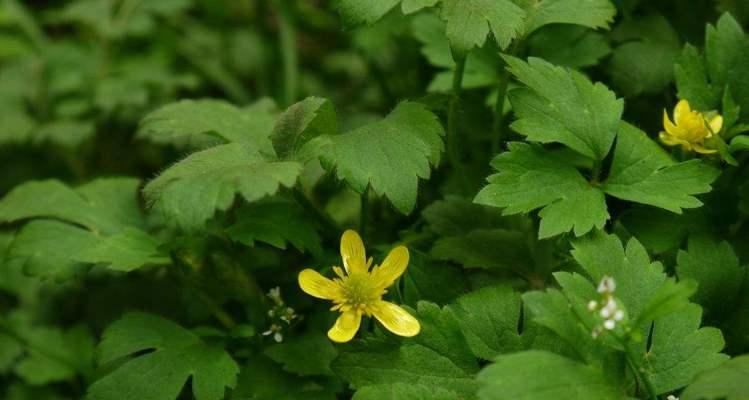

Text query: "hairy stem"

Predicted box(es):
[491, 69, 512, 155]
[360, 186, 369, 240]
[277, 0, 298, 106]
[447, 54, 467, 168]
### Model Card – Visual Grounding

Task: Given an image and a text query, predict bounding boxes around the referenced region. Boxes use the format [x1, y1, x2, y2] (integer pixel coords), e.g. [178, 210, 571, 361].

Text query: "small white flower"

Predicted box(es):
[273, 332, 283, 342]
[614, 310, 624, 321]
[600, 307, 611, 318]
[603, 319, 616, 330]
[587, 300, 598, 311]
[597, 276, 616, 294]
[667, 396, 679, 400]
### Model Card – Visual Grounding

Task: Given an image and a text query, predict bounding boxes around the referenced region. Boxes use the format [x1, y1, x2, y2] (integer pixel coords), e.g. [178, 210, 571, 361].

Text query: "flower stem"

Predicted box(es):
[447, 54, 467, 168]
[292, 187, 339, 237]
[277, 0, 298, 106]
[618, 338, 657, 400]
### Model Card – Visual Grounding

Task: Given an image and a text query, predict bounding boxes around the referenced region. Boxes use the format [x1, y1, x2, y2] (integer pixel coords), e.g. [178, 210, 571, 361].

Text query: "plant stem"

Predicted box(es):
[447, 54, 467, 168]
[615, 336, 657, 400]
[277, 0, 298, 107]
[491, 69, 512, 155]
[360, 187, 369, 240]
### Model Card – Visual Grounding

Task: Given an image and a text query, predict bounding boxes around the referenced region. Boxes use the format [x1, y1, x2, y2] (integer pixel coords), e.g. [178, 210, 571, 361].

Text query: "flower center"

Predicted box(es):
[337, 272, 384, 312]
[681, 111, 710, 140]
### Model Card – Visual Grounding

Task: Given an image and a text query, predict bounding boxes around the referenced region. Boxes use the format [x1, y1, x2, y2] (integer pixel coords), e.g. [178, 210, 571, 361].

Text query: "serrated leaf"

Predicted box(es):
[675, 44, 721, 112]
[644, 304, 728, 394]
[314, 101, 444, 214]
[474, 143, 608, 238]
[447, 285, 522, 360]
[87, 312, 239, 400]
[477, 350, 623, 400]
[676, 234, 745, 315]
[505, 56, 623, 160]
[272, 96, 338, 161]
[681, 355, 749, 400]
[431, 228, 532, 269]
[143, 143, 301, 231]
[75, 227, 170, 272]
[402, 252, 467, 306]
[514, 0, 616, 35]
[264, 332, 337, 376]
[137, 98, 277, 154]
[440, 0, 525, 53]
[227, 201, 321, 254]
[602, 123, 720, 213]
[414, 302, 477, 373]
[353, 383, 460, 400]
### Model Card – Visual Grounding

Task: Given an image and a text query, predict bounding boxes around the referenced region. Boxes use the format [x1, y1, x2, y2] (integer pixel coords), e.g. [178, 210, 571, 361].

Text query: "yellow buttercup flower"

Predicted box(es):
[298, 230, 420, 343]
[660, 99, 723, 154]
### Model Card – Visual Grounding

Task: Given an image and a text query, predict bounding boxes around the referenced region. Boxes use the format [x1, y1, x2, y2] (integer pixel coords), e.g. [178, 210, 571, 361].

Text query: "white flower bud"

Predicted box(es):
[614, 310, 624, 321]
[603, 319, 616, 330]
[587, 300, 598, 311]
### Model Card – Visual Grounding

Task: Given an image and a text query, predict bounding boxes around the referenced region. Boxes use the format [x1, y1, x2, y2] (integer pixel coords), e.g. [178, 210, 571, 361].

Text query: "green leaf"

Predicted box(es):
[227, 201, 322, 254]
[231, 357, 337, 400]
[402, 252, 468, 306]
[527, 25, 611, 69]
[439, 0, 525, 53]
[414, 302, 477, 373]
[514, 0, 616, 35]
[264, 332, 338, 376]
[676, 234, 745, 314]
[447, 285, 523, 360]
[143, 143, 301, 231]
[675, 44, 721, 112]
[602, 123, 720, 213]
[0, 332, 22, 374]
[272, 96, 338, 161]
[681, 355, 749, 400]
[4, 313, 94, 386]
[353, 383, 460, 400]
[137, 98, 277, 155]
[75, 227, 170, 272]
[332, 0, 437, 25]
[0, 178, 143, 235]
[314, 101, 444, 214]
[7, 220, 98, 279]
[476, 350, 623, 400]
[431, 228, 532, 269]
[644, 304, 728, 394]
[608, 15, 681, 97]
[87, 312, 239, 400]
[474, 143, 608, 238]
[505, 56, 624, 160]
[332, 339, 477, 397]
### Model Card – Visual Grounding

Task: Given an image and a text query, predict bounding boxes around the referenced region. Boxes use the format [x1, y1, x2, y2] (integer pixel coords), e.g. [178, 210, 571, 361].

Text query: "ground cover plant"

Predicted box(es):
[1, 0, 749, 399]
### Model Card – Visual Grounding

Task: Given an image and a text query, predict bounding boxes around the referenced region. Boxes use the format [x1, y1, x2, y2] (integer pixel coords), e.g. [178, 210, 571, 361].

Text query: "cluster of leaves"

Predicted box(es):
[2, 0, 749, 399]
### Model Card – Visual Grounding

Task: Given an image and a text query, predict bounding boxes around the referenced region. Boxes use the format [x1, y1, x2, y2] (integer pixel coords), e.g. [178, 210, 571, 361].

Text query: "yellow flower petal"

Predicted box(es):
[659, 132, 690, 148]
[663, 110, 683, 137]
[299, 269, 340, 300]
[708, 115, 723, 135]
[340, 230, 367, 273]
[328, 311, 361, 343]
[692, 143, 718, 154]
[674, 99, 691, 126]
[372, 301, 420, 337]
[372, 245, 409, 289]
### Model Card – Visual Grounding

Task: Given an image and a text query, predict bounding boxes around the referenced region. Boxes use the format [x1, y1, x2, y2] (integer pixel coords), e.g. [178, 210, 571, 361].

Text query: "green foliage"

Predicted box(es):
[87, 313, 239, 400]
[1, 1, 748, 399]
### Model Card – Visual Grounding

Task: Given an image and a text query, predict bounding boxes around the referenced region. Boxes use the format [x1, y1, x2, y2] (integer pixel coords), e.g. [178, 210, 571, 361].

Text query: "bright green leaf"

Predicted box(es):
[143, 143, 301, 231]
[681, 355, 749, 400]
[440, 0, 525, 53]
[87, 312, 239, 400]
[505, 56, 623, 160]
[75, 227, 170, 272]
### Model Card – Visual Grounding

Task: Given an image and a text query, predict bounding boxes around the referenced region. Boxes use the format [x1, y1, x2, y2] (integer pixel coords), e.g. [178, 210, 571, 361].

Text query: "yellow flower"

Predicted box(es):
[298, 230, 420, 343]
[660, 99, 723, 154]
